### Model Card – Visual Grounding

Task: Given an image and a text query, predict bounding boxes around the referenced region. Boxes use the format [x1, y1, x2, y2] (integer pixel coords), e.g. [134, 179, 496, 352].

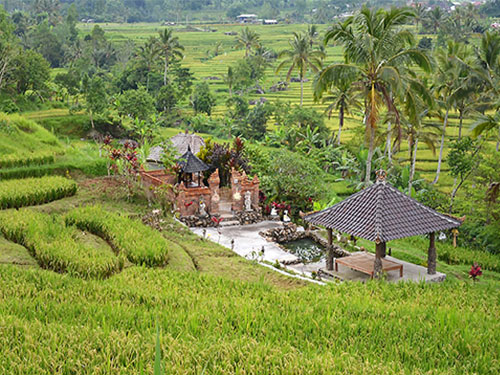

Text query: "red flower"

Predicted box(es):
[469, 263, 483, 281]
[184, 201, 193, 207]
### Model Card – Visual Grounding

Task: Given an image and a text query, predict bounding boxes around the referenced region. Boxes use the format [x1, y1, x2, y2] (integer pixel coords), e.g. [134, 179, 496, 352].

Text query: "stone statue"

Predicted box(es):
[244, 191, 253, 211]
[283, 210, 291, 223]
[198, 198, 208, 217]
[270, 206, 278, 217]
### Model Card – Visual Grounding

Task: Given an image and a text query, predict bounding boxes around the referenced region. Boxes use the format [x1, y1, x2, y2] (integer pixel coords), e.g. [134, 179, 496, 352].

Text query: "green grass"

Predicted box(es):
[0, 175, 498, 374]
[0, 264, 498, 374]
[65, 205, 174, 267]
[0, 209, 124, 279]
[0, 176, 77, 209]
[0, 113, 63, 169]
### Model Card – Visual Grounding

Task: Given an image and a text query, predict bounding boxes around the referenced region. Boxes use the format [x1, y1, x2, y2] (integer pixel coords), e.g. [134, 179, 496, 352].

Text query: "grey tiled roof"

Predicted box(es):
[146, 132, 205, 163]
[305, 180, 462, 242]
[178, 146, 210, 174]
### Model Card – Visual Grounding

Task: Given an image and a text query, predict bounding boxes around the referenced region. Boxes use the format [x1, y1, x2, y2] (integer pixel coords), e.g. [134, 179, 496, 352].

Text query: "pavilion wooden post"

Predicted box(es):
[326, 228, 334, 271]
[428, 232, 437, 275]
[374, 241, 385, 278]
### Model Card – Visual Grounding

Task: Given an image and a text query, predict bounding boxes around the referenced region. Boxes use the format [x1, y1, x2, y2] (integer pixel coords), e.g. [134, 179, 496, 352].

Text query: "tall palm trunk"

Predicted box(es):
[385, 121, 392, 163]
[300, 78, 304, 107]
[432, 107, 448, 185]
[458, 108, 463, 140]
[163, 55, 168, 86]
[409, 137, 419, 197]
[497, 127, 500, 152]
[365, 126, 375, 184]
[337, 103, 344, 145]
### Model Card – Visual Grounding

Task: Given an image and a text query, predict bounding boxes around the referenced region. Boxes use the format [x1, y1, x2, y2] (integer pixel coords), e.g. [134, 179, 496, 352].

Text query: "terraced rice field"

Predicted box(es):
[77, 22, 489, 192]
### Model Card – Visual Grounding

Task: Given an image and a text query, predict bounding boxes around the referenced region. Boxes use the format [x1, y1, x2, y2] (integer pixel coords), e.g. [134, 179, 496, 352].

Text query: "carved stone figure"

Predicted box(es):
[198, 198, 208, 217]
[283, 210, 291, 223]
[244, 191, 253, 211]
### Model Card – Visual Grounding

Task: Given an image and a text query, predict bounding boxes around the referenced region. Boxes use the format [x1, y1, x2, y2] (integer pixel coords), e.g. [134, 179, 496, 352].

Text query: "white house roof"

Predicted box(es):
[237, 14, 258, 18]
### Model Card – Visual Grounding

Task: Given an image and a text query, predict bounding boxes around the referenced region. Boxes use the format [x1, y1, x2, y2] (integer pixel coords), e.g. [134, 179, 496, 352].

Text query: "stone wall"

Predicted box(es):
[235, 211, 263, 225]
[230, 168, 260, 212]
[259, 223, 307, 243]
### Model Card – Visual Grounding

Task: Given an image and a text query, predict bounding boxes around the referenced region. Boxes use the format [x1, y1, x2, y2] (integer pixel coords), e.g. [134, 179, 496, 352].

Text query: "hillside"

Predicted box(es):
[0, 114, 498, 373]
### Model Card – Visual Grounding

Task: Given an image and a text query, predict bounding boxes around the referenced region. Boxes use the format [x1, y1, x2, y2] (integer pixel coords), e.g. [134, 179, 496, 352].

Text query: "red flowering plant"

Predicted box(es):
[103, 137, 142, 199]
[469, 262, 483, 281]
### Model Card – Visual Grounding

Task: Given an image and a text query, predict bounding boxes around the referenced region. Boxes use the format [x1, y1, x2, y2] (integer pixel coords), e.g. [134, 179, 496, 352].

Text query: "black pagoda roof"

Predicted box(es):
[178, 145, 210, 174]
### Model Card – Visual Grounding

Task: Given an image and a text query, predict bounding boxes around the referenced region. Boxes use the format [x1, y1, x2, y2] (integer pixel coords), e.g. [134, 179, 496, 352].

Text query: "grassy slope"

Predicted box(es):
[0, 177, 498, 374]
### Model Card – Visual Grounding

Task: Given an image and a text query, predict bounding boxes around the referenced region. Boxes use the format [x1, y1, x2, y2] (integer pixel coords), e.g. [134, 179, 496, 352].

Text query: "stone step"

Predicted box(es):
[219, 220, 240, 227]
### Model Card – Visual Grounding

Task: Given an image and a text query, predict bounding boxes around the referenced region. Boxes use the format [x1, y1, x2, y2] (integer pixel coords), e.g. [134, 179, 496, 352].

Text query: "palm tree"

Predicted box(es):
[306, 24, 318, 48]
[399, 81, 438, 196]
[276, 32, 325, 107]
[221, 66, 234, 96]
[138, 37, 160, 90]
[414, 3, 426, 33]
[156, 28, 184, 86]
[471, 113, 500, 151]
[424, 6, 446, 34]
[468, 32, 500, 151]
[235, 27, 260, 57]
[432, 41, 469, 184]
[315, 7, 432, 184]
[321, 71, 361, 145]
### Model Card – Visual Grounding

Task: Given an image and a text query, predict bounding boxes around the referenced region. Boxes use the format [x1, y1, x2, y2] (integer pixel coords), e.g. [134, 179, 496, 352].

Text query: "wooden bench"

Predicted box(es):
[334, 252, 403, 279]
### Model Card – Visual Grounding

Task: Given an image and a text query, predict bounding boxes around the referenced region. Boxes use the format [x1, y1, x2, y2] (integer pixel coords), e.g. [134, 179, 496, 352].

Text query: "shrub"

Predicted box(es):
[65, 206, 173, 267]
[0, 210, 123, 279]
[0, 176, 77, 209]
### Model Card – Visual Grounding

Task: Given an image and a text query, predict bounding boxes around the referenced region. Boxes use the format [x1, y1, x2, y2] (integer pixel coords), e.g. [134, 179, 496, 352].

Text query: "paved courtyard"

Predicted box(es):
[190, 221, 446, 283]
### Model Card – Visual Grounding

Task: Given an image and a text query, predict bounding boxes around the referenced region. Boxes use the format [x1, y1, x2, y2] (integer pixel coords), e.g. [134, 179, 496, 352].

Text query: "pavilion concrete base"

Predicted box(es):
[319, 253, 446, 283]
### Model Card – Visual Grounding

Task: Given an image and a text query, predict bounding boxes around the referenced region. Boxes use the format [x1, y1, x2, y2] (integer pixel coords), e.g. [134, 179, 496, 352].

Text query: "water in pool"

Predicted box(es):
[281, 238, 325, 263]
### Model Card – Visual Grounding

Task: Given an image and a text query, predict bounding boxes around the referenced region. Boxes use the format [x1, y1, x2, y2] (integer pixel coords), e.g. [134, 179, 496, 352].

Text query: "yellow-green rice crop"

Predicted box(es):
[0, 264, 498, 374]
[0, 210, 123, 278]
[65, 205, 172, 267]
[0, 176, 77, 209]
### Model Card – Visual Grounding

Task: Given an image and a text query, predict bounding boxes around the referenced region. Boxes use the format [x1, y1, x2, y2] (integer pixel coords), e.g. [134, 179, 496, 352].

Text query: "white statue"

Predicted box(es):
[270, 206, 278, 217]
[198, 199, 208, 217]
[244, 191, 253, 211]
[283, 210, 291, 223]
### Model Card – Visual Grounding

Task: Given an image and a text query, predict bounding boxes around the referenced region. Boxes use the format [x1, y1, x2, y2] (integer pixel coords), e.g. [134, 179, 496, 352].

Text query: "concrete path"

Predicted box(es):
[190, 221, 300, 263]
[189, 221, 446, 284]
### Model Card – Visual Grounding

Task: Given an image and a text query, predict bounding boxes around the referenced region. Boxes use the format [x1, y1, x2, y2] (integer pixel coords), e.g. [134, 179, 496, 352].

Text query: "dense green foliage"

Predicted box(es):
[65, 205, 173, 267]
[0, 176, 77, 209]
[0, 210, 123, 279]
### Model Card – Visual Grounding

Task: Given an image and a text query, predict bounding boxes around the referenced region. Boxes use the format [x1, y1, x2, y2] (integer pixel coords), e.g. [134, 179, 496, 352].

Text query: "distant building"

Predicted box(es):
[236, 14, 258, 23]
[263, 19, 278, 25]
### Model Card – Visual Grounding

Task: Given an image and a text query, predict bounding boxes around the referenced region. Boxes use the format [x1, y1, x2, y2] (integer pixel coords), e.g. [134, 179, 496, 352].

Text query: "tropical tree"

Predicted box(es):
[414, 3, 426, 33]
[156, 28, 184, 86]
[400, 95, 438, 196]
[235, 27, 260, 57]
[276, 32, 325, 107]
[321, 70, 361, 145]
[431, 41, 470, 184]
[469, 32, 500, 151]
[471, 113, 500, 151]
[82, 74, 107, 129]
[221, 66, 235, 96]
[423, 6, 446, 34]
[306, 24, 318, 48]
[137, 37, 160, 90]
[315, 7, 432, 184]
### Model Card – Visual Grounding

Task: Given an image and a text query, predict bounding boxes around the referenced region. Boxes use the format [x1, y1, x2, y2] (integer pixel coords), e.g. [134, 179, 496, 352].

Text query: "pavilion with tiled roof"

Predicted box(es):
[178, 145, 210, 187]
[305, 170, 463, 278]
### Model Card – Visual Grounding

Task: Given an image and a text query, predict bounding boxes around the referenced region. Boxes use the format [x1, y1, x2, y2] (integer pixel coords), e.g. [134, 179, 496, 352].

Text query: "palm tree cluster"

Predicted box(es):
[307, 6, 500, 191]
